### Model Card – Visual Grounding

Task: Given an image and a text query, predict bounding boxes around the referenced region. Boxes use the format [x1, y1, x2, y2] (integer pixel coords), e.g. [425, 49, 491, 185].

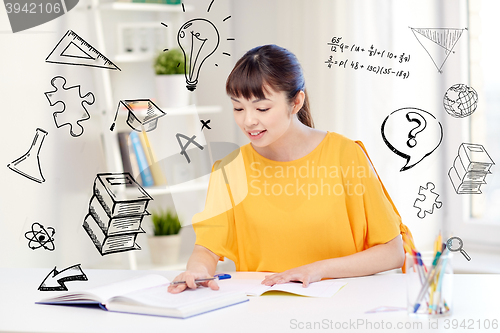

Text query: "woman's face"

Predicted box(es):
[231, 87, 294, 148]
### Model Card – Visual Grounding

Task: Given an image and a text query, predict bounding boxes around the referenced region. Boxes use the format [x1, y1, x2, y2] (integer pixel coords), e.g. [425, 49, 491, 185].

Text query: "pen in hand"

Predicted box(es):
[171, 274, 231, 285]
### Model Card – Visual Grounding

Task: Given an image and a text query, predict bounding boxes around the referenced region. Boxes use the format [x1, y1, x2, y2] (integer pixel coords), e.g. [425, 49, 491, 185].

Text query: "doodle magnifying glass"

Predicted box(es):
[446, 236, 471, 261]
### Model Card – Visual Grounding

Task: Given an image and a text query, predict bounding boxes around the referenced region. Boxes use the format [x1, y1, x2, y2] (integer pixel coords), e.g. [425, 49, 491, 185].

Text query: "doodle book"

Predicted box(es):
[83, 213, 144, 255]
[37, 275, 249, 319]
[93, 173, 152, 216]
[88, 196, 147, 234]
[83, 173, 153, 255]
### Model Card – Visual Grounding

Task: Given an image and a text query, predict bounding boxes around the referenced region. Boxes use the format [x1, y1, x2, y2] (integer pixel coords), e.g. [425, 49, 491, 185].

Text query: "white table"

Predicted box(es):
[1, 268, 498, 333]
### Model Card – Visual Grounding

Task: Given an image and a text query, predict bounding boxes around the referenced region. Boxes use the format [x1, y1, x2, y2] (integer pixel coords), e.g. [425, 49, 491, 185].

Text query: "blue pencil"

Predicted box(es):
[413, 251, 443, 313]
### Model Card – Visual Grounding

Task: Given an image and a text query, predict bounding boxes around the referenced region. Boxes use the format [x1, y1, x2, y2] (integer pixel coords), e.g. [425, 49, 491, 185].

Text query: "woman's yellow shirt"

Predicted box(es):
[192, 132, 414, 272]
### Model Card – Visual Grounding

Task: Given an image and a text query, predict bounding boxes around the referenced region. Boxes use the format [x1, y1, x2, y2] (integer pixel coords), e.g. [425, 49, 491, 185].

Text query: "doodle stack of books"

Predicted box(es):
[83, 173, 153, 255]
[448, 143, 495, 194]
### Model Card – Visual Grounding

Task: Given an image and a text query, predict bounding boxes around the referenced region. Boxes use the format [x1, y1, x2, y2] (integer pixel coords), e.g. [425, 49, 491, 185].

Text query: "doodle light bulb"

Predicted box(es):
[177, 18, 220, 91]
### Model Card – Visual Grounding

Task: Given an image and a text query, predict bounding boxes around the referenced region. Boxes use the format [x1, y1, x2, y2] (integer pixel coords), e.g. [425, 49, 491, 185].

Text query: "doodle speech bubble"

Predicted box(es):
[381, 108, 443, 171]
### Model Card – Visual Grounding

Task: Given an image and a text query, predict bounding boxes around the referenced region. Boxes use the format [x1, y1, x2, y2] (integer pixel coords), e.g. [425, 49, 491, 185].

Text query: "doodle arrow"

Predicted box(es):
[38, 264, 88, 291]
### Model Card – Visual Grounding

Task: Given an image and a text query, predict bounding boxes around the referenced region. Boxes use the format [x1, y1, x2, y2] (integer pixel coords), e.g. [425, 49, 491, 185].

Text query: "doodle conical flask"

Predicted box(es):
[8, 128, 48, 183]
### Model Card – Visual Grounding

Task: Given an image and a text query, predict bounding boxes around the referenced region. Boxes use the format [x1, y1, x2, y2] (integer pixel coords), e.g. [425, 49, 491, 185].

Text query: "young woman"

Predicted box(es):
[168, 44, 415, 294]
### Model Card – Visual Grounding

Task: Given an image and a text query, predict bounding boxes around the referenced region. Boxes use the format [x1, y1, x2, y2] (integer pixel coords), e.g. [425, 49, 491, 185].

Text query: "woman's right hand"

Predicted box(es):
[167, 269, 220, 294]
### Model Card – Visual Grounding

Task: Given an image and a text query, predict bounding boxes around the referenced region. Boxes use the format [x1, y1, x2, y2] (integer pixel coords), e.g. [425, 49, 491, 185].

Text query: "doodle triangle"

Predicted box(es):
[46, 30, 121, 71]
[61, 42, 95, 60]
[410, 27, 465, 73]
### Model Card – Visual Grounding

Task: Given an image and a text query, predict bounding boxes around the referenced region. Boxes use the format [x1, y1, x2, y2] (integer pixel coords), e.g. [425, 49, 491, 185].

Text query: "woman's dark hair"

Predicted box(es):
[226, 44, 314, 128]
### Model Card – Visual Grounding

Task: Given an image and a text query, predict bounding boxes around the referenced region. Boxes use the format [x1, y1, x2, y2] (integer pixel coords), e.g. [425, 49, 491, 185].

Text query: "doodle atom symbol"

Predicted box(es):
[25, 222, 55, 251]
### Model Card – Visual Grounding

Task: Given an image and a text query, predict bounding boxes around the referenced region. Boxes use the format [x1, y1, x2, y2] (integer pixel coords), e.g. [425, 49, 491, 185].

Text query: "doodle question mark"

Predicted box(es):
[406, 112, 427, 148]
[381, 107, 443, 171]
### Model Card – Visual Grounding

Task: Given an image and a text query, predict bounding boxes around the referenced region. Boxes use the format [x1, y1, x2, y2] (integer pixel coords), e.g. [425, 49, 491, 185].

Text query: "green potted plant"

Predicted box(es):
[147, 208, 182, 266]
[154, 48, 190, 108]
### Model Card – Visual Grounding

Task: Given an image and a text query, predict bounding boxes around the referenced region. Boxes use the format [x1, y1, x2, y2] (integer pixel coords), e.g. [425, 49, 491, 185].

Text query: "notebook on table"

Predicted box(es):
[36, 275, 248, 319]
[37, 274, 347, 318]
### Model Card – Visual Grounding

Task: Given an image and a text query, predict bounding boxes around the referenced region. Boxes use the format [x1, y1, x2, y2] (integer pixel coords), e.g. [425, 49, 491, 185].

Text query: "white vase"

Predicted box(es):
[155, 74, 190, 108]
[147, 234, 182, 266]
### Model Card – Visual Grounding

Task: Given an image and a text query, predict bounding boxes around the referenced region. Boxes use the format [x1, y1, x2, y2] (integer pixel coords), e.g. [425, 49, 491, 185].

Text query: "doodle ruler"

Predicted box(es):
[46, 30, 121, 70]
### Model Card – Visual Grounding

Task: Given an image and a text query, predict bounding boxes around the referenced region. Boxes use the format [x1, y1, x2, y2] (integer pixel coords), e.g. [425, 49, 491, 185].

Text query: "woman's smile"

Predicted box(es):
[248, 130, 267, 139]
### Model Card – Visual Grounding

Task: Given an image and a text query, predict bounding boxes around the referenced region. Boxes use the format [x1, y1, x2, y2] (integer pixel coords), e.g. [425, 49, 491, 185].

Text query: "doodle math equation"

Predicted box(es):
[324, 36, 411, 79]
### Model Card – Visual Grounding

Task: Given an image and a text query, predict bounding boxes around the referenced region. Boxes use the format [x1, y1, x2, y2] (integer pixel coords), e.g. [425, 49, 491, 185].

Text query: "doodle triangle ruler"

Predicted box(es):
[46, 30, 121, 71]
[410, 27, 465, 73]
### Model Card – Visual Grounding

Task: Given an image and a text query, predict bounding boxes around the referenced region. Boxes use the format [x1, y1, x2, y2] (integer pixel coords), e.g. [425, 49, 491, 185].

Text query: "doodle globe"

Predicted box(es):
[443, 84, 478, 118]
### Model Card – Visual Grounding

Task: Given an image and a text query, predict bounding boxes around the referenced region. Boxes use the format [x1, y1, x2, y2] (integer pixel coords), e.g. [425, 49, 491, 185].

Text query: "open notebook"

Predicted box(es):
[218, 278, 347, 298]
[37, 274, 347, 318]
[37, 275, 247, 319]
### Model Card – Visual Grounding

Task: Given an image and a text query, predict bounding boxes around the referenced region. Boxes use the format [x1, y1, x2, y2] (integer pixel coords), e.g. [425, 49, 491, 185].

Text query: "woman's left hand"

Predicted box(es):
[261, 262, 324, 288]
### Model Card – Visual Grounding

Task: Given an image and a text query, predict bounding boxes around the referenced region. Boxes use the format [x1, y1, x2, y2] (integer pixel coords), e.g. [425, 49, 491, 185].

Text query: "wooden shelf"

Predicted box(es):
[100, 2, 193, 12]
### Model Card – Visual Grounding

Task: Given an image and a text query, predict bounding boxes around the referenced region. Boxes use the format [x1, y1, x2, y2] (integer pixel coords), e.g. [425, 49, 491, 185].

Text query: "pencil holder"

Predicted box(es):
[405, 252, 453, 317]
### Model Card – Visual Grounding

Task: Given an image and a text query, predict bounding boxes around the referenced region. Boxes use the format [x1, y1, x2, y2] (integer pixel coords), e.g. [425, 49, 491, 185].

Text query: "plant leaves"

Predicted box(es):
[151, 208, 181, 236]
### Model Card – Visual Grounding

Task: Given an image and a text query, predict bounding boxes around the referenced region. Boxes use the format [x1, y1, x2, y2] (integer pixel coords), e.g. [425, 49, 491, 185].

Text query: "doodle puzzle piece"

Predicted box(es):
[45, 76, 95, 137]
[413, 182, 442, 219]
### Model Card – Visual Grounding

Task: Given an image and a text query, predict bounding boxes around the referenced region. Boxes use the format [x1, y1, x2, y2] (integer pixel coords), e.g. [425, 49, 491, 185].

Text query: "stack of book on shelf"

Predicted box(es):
[83, 173, 153, 255]
[448, 143, 495, 194]
[117, 130, 167, 188]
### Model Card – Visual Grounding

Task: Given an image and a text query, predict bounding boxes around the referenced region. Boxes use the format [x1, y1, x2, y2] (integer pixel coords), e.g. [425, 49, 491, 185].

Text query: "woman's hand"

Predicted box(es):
[261, 262, 324, 288]
[167, 269, 220, 294]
